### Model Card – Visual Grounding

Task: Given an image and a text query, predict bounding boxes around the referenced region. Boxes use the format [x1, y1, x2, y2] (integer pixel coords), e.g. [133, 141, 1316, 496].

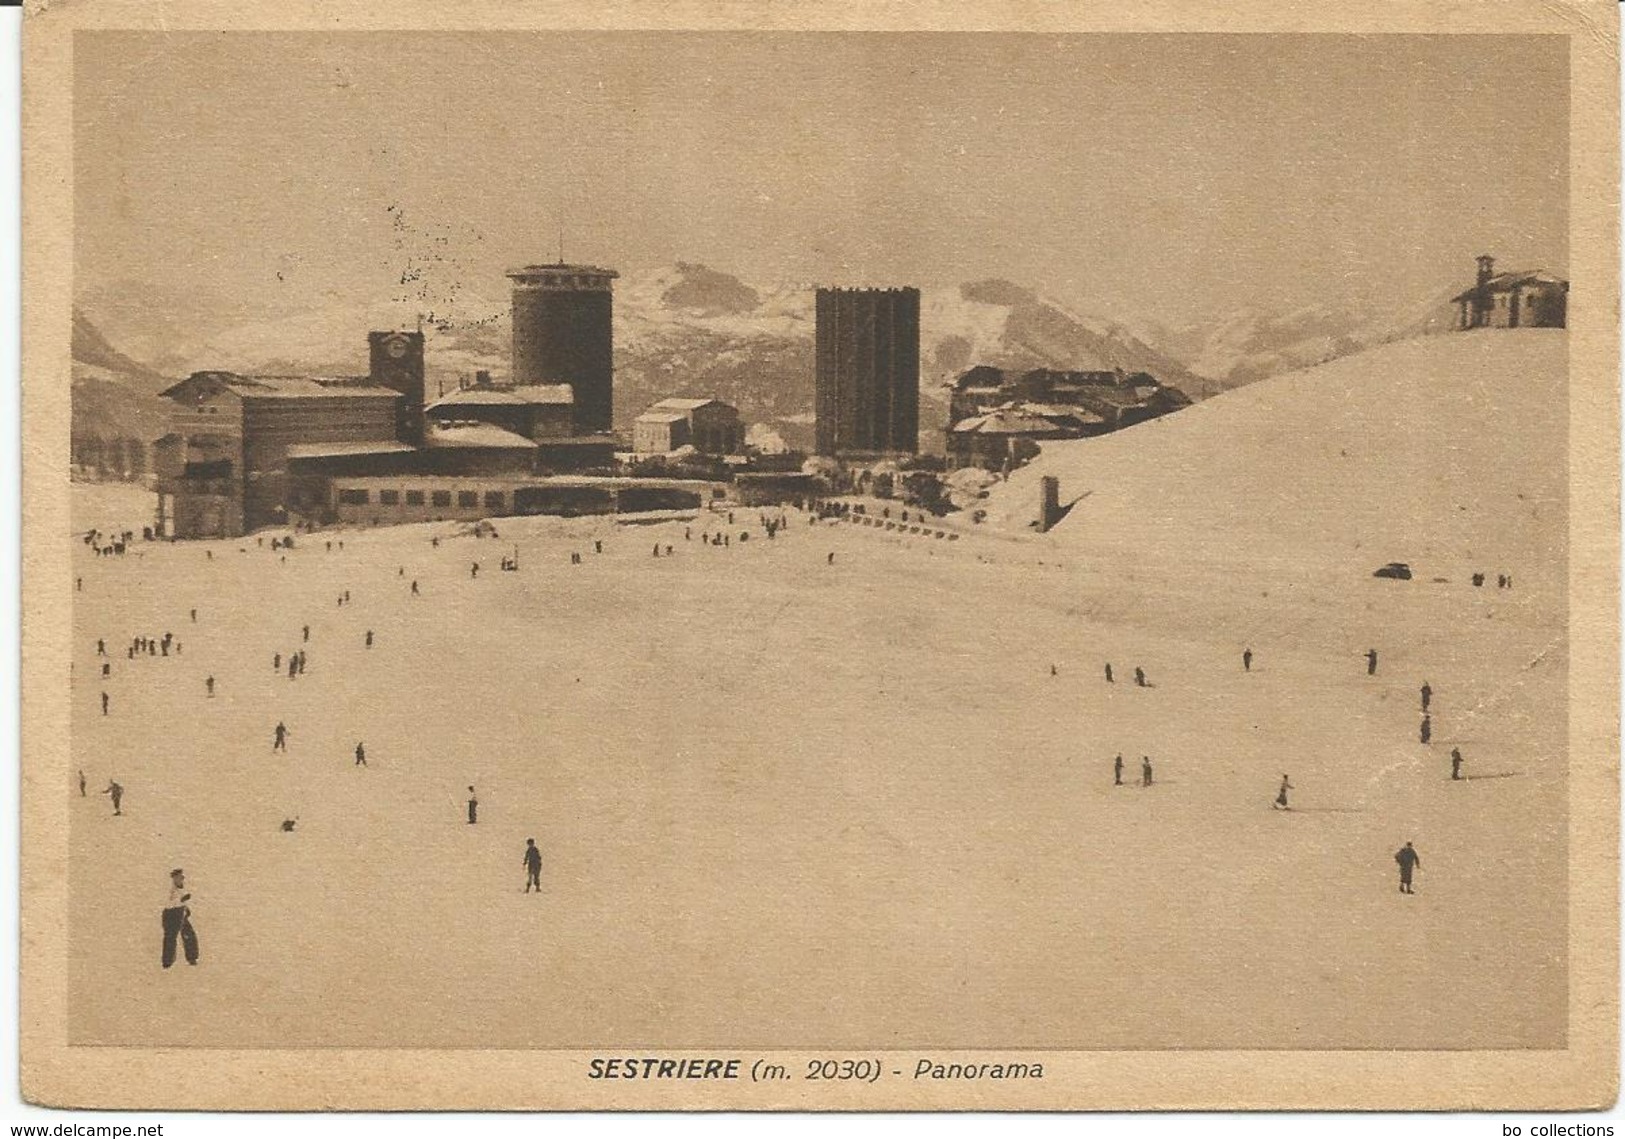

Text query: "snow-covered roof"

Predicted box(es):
[952, 409, 1066, 436]
[636, 411, 690, 425]
[425, 384, 573, 410]
[1022, 402, 1107, 422]
[286, 441, 418, 460]
[162, 372, 402, 401]
[1451, 270, 1569, 302]
[650, 397, 726, 412]
[422, 422, 539, 450]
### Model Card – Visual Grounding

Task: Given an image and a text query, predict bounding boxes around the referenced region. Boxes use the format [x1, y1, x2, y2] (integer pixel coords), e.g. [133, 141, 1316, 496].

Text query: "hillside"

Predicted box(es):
[989, 330, 1567, 588]
[1163, 287, 1471, 391]
[71, 312, 174, 447]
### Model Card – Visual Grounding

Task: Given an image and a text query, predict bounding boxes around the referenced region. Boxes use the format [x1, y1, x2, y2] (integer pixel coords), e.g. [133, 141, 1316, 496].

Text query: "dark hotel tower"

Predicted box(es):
[506, 263, 619, 434]
[814, 287, 921, 456]
[368, 330, 427, 445]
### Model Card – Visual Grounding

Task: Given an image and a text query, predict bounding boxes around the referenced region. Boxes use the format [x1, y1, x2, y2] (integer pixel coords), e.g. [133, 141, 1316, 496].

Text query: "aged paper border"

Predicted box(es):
[19, 0, 1620, 1111]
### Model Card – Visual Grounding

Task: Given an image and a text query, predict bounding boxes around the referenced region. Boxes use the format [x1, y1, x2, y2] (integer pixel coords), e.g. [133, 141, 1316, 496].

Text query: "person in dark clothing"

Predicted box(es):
[100, 691, 109, 716]
[1450, 748, 1464, 780]
[101, 662, 110, 678]
[78, 770, 86, 797]
[205, 676, 215, 698]
[1243, 648, 1253, 672]
[302, 625, 310, 643]
[273, 652, 281, 672]
[104, 780, 123, 816]
[595, 540, 603, 554]
[523, 839, 542, 893]
[1140, 757, 1153, 787]
[1274, 775, 1293, 810]
[472, 562, 479, 578]
[1366, 649, 1378, 676]
[354, 742, 366, 767]
[827, 552, 835, 565]
[1420, 682, 1432, 712]
[161, 869, 199, 967]
[467, 787, 478, 824]
[411, 580, 420, 596]
[365, 630, 374, 648]
[1472, 573, 1485, 588]
[280, 818, 297, 832]
[1395, 842, 1421, 894]
[1104, 663, 1114, 684]
[1420, 715, 1432, 745]
[1050, 664, 1058, 677]
[1113, 755, 1124, 786]
[96, 639, 105, 656]
[190, 609, 197, 623]
[1133, 667, 1147, 688]
[273, 722, 288, 752]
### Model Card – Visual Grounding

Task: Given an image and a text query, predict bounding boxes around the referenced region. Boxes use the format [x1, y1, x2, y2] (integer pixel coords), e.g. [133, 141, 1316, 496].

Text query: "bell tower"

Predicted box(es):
[368, 330, 426, 445]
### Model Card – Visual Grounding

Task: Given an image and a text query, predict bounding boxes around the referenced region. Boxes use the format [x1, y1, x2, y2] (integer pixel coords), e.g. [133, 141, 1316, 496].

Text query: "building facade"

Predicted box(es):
[425, 377, 576, 440]
[814, 287, 921, 456]
[632, 397, 743, 455]
[1452, 255, 1569, 330]
[155, 371, 403, 537]
[506, 263, 619, 434]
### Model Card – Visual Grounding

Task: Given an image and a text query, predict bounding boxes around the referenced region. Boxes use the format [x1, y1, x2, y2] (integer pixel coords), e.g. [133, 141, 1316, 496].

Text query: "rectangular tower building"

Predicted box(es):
[814, 286, 921, 456]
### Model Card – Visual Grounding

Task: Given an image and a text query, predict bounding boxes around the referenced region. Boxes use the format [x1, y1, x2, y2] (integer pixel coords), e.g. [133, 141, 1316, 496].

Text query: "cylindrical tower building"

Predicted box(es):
[506, 263, 619, 434]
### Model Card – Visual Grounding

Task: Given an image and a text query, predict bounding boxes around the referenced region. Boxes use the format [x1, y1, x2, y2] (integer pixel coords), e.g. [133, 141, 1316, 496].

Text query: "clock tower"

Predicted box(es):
[368, 330, 426, 445]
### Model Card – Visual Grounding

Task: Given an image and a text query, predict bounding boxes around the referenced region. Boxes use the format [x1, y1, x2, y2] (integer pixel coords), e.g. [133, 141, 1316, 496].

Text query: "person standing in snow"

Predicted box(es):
[1366, 649, 1378, 676]
[1394, 842, 1421, 894]
[1113, 755, 1124, 786]
[466, 786, 479, 825]
[161, 869, 199, 968]
[1243, 648, 1253, 672]
[523, 839, 543, 893]
[1141, 757, 1154, 787]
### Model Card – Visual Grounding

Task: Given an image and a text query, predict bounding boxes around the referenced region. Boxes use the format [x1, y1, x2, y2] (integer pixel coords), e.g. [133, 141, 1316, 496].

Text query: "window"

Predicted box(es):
[431, 490, 451, 507]
[379, 490, 400, 506]
[405, 490, 425, 506]
[458, 491, 479, 508]
[483, 491, 506, 511]
[339, 489, 369, 505]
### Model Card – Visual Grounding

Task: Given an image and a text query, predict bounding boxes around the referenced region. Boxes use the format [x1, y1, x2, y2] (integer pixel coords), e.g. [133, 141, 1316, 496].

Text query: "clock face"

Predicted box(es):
[386, 336, 409, 359]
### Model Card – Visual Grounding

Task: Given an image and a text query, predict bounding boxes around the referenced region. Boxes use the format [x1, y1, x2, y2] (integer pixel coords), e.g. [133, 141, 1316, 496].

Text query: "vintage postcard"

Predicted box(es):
[18, 0, 1620, 1112]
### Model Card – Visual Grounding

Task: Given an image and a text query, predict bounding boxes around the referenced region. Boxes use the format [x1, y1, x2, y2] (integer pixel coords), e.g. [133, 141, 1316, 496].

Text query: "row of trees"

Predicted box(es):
[71, 435, 149, 482]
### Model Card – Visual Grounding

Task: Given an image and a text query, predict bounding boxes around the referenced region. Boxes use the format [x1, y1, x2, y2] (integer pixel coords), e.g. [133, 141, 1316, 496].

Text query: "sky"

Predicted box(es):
[72, 31, 1568, 336]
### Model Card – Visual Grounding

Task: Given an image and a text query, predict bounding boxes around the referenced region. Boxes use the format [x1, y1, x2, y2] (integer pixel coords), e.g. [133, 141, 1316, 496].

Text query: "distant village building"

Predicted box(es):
[814, 287, 921, 457]
[632, 397, 744, 455]
[945, 366, 1190, 471]
[1452, 255, 1568, 330]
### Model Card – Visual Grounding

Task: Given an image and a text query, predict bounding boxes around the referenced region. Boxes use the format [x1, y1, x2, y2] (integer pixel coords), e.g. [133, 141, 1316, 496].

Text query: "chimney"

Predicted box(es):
[1476, 255, 1495, 290]
[1039, 476, 1061, 533]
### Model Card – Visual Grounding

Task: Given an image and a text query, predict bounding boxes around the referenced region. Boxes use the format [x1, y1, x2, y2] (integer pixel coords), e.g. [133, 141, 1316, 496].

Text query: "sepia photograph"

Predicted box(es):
[16, 0, 1620, 1114]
